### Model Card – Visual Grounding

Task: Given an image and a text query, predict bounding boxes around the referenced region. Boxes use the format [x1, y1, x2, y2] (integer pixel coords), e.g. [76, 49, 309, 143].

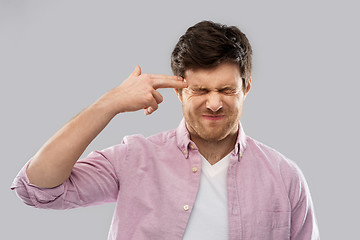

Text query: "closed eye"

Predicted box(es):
[188, 88, 209, 95]
[218, 88, 240, 95]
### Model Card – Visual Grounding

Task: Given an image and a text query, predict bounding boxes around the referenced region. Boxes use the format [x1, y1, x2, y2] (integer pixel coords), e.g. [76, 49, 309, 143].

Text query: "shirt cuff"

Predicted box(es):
[11, 160, 65, 208]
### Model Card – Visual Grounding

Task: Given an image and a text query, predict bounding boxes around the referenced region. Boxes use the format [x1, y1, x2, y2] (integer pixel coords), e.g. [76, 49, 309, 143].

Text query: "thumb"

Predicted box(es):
[129, 65, 141, 77]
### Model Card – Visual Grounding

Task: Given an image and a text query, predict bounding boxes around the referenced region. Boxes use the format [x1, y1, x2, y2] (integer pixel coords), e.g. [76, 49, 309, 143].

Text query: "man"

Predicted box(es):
[11, 21, 319, 239]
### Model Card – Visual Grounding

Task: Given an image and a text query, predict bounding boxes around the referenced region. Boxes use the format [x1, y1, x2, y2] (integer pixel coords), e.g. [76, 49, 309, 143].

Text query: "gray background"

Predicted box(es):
[1, 0, 359, 239]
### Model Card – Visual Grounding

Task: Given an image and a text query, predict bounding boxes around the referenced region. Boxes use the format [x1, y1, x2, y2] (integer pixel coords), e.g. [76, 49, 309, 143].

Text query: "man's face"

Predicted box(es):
[176, 63, 251, 142]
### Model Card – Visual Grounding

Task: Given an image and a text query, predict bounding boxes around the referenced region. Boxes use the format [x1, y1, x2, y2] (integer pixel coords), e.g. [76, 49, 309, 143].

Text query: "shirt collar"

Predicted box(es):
[176, 118, 247, 160]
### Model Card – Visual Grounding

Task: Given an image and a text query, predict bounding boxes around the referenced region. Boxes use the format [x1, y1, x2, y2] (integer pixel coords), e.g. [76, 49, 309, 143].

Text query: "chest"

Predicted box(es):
[116, 149, 291, 239]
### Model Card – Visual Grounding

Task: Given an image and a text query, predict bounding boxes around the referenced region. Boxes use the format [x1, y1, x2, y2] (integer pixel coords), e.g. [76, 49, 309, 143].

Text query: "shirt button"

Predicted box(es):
[190, 144, 195, 149]
[240, 152, 243, 157]
[192, 166, 198, 173]
[183, 205, 190, 211]
[183, 149, 187, 154]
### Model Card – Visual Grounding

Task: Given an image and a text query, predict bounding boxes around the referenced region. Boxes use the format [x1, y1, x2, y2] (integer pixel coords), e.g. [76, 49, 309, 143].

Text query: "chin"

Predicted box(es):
[198, 129, 230, 141]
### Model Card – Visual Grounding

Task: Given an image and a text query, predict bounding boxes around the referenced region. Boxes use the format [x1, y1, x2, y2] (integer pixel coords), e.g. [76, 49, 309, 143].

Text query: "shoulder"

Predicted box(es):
[245, 136, 300, 174]
[123, 128, 177, 147]
[244, 136, 309, 204]
[120, 128, 179, 157]
[95, 128, 179, 176]
[91, 129, 178, 166]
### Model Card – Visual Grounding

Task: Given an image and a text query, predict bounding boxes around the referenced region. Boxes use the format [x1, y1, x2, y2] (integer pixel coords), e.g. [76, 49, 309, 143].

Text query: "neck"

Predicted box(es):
[191, 131, 238, 165]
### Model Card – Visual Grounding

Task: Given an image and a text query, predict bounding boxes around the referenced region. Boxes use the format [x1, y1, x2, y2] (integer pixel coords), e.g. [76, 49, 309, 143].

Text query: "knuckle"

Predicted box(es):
[142, 73, 151, 80]
[145, 93, 153, 102]
[144, 85, 152, 92]
[144, 76, 154, 85]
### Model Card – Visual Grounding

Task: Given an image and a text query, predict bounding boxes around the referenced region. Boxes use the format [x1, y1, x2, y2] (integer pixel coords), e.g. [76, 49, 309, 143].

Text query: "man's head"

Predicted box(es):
[171, 21, 252, 143]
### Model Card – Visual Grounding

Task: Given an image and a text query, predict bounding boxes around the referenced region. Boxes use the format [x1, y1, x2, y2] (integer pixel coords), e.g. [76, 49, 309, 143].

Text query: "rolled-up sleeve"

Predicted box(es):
[11, 144, 125, 210]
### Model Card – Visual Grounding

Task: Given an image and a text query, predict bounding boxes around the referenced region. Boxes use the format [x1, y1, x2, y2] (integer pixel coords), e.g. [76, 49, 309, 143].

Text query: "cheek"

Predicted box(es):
[225, 97, 244, 112]
[183, 96, 204, 110]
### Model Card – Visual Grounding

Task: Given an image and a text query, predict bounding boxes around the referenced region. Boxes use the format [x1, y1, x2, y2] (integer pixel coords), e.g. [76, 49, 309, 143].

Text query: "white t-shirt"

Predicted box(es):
[183, 153, 230, 240]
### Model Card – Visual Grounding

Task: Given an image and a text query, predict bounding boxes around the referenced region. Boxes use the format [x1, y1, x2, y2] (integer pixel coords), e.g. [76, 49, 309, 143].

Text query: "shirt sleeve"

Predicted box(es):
[10, 145, 124, 210]
[281, 160, 320, 240]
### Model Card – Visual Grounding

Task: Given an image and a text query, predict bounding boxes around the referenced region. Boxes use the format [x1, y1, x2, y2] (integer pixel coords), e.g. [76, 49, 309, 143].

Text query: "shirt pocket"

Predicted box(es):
[254, 211, 291, 240]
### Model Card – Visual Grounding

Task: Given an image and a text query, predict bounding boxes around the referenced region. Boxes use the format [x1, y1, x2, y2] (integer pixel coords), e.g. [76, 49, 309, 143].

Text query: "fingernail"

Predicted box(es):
[147, 107, 153, 114]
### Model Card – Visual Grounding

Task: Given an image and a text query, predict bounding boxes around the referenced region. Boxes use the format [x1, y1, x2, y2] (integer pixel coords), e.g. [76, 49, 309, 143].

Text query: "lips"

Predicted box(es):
[202, 114, 225, 120]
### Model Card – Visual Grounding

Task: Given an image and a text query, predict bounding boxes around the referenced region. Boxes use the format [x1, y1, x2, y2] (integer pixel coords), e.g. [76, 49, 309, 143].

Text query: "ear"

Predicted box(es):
[174, 88, 183, 103]
[245, 76, 252, 96]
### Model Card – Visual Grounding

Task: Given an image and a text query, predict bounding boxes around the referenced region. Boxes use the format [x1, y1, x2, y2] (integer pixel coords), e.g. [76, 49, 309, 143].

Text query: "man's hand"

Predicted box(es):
[100, 66, 187, 116]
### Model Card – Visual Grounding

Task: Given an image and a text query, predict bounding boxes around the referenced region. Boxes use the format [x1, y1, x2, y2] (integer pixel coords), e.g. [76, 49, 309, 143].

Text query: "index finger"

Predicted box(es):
[152, 77, 188, 90]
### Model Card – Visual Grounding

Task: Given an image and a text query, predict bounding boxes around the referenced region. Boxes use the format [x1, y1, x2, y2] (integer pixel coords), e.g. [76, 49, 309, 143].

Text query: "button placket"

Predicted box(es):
[183, 144, 199, 216]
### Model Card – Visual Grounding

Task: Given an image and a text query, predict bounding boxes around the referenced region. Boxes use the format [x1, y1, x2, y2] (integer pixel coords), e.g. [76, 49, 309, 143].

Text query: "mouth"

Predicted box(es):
[202, 114, 225, 121]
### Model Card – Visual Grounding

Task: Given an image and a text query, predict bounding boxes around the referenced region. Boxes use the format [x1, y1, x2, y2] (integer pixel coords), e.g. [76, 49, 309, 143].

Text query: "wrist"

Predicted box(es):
[92, 94, 120, 119]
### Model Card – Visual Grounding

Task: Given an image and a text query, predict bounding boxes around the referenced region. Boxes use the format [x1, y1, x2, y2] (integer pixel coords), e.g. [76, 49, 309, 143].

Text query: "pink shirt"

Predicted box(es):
[11, 119, 319, 239]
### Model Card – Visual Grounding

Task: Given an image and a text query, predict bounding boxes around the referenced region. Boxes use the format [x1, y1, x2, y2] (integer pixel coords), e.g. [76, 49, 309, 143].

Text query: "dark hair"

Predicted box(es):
[171, 20, 252, 91]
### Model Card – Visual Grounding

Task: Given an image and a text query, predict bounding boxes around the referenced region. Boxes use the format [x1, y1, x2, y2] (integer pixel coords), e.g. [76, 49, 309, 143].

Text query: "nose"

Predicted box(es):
[206, 91, 223, 112]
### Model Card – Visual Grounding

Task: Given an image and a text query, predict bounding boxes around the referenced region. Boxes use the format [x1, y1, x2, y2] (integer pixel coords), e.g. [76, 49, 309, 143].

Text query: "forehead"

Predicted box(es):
[184, 63, 242, 88]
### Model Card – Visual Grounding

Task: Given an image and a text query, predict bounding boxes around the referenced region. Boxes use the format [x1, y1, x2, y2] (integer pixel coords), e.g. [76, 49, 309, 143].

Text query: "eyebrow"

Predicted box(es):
[219, 86, 237, 90]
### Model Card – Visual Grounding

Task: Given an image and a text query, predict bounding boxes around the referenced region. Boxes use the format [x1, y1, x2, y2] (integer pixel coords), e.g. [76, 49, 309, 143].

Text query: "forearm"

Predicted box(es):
[27, 98, 116, 188]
